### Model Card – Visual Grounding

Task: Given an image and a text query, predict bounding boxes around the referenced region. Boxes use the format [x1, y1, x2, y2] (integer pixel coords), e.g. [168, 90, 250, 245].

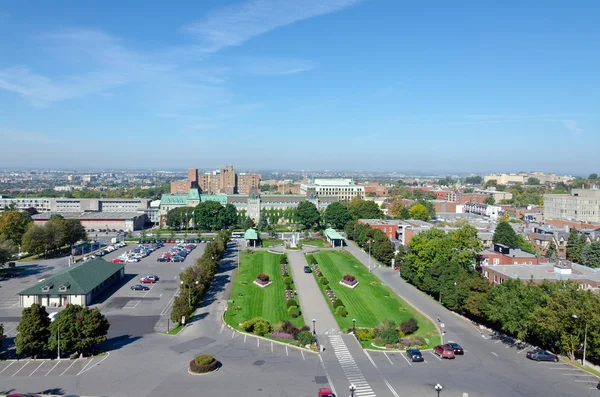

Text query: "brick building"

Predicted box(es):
[479, 243, 541, 266]
[238, 173, 262, 194]
[362, 182, 389, 197]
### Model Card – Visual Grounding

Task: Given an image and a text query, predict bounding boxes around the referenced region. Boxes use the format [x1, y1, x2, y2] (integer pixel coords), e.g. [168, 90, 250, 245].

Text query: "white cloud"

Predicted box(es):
[562, 120, 583, 135]
[0, 127, 57, 143]
[184, 0, 363, 53]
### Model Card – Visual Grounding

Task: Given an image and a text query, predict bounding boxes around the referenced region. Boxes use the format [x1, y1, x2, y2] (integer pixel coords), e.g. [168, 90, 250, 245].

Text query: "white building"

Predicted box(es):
[300, 178, 365, 201]
[544, 188, 600, 223]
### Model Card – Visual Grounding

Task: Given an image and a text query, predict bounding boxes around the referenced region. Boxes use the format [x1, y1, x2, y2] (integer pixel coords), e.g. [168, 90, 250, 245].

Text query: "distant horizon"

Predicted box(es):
[1, 1, 598, 171]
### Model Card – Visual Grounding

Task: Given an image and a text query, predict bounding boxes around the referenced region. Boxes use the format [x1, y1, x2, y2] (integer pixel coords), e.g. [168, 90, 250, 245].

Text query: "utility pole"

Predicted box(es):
[57, 318, 61, 360]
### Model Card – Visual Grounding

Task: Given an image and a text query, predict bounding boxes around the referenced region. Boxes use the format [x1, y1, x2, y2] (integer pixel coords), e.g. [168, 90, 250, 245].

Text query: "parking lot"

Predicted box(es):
[0, 354, 109, 378]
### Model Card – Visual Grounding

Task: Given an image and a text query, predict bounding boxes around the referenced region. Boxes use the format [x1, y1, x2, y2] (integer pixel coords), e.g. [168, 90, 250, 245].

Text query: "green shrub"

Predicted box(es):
[356, 328, 375, 341]
[189, 355, 217, 373]
[320, 277, 328, 285]
[400, 318, 419, 335]
[241, 317, 272, 336]
[194, 354, 214, 366]
[336, 306, 348, 317]
[333, 298, 344, 309]
[380, 329, 400, 344]
[272, 320, 286, 333]
[373, 337, 386, 347]
[280, 254, 289, 264]
[305, 254, 315, 264]
[297, 330, 314, 346]
[287, 306, 299, 318]
[376, 319, 397, 333]
[284, 277, 293, 285]
[286, 299, 298, 309]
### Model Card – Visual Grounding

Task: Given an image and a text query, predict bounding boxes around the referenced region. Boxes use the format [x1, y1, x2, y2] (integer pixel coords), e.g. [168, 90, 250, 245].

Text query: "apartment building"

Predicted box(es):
[300, 178, 365, 201]
[544, 188, 600, 223]
[238, 173, 262, 194]
[0, 196, 150, 214]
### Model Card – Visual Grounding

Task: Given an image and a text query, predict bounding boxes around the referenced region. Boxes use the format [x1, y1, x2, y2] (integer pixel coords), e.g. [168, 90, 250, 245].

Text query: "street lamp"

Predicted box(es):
[352, 318, 356, 335]
[572, 314, 588, 366]
[312, 319, 316, 335]
[181, 280, 199, 307]
[57, 317, 61, 360]
[349, 384, 356, 397]
[434, 383, 442, 397]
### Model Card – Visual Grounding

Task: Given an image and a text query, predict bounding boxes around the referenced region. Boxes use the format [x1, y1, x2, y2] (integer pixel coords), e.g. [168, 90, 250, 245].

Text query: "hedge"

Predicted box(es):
[189, 355, 218, 373]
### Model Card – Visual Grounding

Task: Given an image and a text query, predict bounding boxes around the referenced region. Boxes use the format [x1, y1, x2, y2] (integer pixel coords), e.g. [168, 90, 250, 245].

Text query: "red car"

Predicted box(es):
[318, 388, 334, 397]
[140, 277, 155, 284]
[434, 344, 455, 359]
[111, 258, 124, 263]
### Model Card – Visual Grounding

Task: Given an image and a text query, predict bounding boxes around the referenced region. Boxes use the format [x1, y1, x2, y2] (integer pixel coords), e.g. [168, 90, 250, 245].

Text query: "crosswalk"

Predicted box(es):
[329, 335, 375, 397]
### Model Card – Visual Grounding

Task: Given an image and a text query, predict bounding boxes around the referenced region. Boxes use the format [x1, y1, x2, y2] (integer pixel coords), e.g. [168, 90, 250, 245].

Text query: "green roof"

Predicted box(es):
[187, 188, 200, 200]
[160, 194, 188, 205]
[244, 228, 259, 240]
[325, 228, 345, 240]
[200, 194, 228, 205]
[19, 259, 124, 296]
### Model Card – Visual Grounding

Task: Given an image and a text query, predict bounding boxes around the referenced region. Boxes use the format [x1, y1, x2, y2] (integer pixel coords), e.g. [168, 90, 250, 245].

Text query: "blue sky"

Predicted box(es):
[0, 0, 598, 173]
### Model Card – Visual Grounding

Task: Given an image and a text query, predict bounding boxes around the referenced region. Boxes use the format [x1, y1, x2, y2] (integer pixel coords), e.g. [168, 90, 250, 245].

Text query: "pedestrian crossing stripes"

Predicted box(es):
[329, 335, 376, 397]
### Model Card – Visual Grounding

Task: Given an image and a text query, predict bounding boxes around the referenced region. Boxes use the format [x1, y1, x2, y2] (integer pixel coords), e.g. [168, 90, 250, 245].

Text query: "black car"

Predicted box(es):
[131, 284, 150, 291]
[304, 266, 312, 273]
[406, 348, 424, 362]
[445, 343, 464, 355]
[526, 350, 559, 362]
[157, 257, 167, 262]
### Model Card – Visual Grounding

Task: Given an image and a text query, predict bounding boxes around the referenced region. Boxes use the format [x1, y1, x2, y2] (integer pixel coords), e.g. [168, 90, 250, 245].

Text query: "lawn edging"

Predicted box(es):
[220, 310, 318, 354]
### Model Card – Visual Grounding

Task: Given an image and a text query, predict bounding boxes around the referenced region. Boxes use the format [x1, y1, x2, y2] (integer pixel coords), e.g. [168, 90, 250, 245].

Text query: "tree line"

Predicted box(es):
[170, 230, 231, 325]
[566, 228, 600, 268]
[398, 225, 600, 364]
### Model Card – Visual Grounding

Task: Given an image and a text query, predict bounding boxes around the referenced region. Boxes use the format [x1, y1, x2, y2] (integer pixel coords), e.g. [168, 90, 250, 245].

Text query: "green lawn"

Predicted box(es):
[311, 251, 439, 346]
[225, 251, 304, 328]
[261, 239, 282, 248]
[300, 238, 327, 247]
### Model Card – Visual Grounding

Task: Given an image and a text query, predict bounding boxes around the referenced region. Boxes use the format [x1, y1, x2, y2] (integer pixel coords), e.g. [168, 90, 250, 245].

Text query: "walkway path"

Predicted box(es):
[287, 249, 339, 334]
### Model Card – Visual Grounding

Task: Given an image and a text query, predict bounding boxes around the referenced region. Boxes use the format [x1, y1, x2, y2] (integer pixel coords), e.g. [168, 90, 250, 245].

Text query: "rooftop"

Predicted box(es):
[32, 211, 144, 220]
[160, 194, 188, 205]
[244, 228, 258, 240]
[19, 258, 124, 296]
[325, 228, 345, 240]
[483, 262, 600, 283]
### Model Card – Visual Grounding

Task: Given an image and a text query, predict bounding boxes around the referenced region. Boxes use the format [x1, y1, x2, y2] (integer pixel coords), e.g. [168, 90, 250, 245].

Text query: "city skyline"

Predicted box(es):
[1, 0, 599, 172]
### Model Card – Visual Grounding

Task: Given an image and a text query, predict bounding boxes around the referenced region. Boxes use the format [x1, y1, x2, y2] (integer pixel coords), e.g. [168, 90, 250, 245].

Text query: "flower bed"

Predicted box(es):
[268, 332, 295, 340]
[340, 274, 359, 289]
[254, 279, 273, 288]
[189, 354, 219, 374]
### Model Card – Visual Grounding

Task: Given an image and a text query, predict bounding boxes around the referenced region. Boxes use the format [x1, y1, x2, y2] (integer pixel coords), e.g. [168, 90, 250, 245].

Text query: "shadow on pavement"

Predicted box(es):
[99, 334, 142, 352]
[94, 273, 138, 305]
[39, 388, 66, 395]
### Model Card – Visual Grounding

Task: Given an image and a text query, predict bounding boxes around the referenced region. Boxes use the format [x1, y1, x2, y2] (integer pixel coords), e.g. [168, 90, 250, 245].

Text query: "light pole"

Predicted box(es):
[572, 314, 588, 366]
[181, 280, 199, 307]
[349, 383, 356, 397]
[57, 317, 61, 360]
[312, 319, 316, 335]
[367, 240, 372, 272]
[435, 383, 442, 397]
[352, 318, 356, 335]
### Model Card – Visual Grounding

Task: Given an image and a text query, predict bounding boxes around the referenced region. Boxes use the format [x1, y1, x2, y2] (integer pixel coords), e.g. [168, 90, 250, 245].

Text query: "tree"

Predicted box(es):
[492, 221, 518, 247]
[171, 295, 191, 324]
[390, 199, 404, 218]
[218, 203, 238, 229]
[485, 179, 498, 188]
[371, 231, 395, 265]
[21, 224, 48, 256]
[527, 177, 541, 185]
[296, 201, 320, 229]
[588, 173, 598, 180]
[16, 303, 50, 357]
[516, 235, 536, 254]
[257, 213, 268, 231]
[323, 202, 352, 229]
[194, 201, 224, 230]
[465, 176, 483, 185]
[48, 305, 110, 356]
[61, 219, 87, 246]
[0, 210, 32, 246]
[348, 197, 383, 219]
[566, 229, 585, 264]
[0, 237, 14, 267]
[408, 203, 429, 221]
[582, 241, 600, 268]
[546, 240, 557, 260]
[242, 216, 255, 230]
[483, 196, 495, 205]
[0, 323, 4, 351]
[44, 218, 66, 253]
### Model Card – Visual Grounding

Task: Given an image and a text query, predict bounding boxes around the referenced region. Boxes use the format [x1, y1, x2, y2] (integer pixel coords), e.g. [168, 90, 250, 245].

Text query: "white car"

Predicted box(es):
[125, 257, 139, 263]
[48, 312, 59, 322]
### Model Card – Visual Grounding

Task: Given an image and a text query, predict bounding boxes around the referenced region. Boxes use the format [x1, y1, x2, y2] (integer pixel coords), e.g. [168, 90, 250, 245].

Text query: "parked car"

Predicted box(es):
[304, 265, 312, 273]
[157, 257, 167, 262]
[145, 274, 159, 282]
[48, 312, 59, 323]
[445, 343, 464, 355]
[406, 348, 424, 362]
[139, 277, 154, 284]
[110, 258, 124, 263]
[131, 284, 149, 291]
[526, 350, 559, 362]
[317, 388, 334, 397]
[433, 345, 455, 359]
[125, 257, 139, 263]
[171, 256, 184, 262]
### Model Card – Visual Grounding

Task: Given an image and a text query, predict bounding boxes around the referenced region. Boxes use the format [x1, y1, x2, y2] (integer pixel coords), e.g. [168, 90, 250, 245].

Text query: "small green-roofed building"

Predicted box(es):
[325, 228, 346, 247]
[244, 228, 259, 247]
[18, 258, 125, 308]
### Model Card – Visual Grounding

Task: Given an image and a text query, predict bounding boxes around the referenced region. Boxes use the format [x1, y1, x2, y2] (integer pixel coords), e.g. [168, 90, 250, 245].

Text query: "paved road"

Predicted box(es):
[287, 250, 339, 334]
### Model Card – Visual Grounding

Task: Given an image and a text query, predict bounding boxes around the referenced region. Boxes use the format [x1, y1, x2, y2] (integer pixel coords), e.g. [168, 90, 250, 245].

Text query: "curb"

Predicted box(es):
[187, 364, 221, 376]
[220, 311, 318, 355]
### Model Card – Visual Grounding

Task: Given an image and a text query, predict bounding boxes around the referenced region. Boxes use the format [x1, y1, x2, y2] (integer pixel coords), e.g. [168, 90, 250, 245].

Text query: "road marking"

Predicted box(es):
[0, 361, 15, 374]
[12, 361, 29, 377]
[244, 334, 247, 343]
[494, 340, 501, 344]
[401, 352, 412, 366]
[491, 352, 498, 357]
[383, 352, 394, 365]
[549, 368, 578, 370]
[429, 351, 442, 361]
[60, 359, 79, 376]
[271, 341, 273, 353]
[301, 349, 305, 360]
[318, 354, 338, 397]
[364, 350, 378, 369]
[329, 335, 374, 396]
[517, 347, 529, 354]
[575, 379, 599, 382]
[76, 358, 95, 376]
[159, 293, 163, 297]
[159, 287, 179, 316]
[219, 323, 225, 334]
[45, 360, 61, 376]
[29, 361, 45, 377]
[383, 378, 400, 397]
[286, 346, 289, 356]
[79, 352, 110, 375]
[231, 331, 235, 339]
[563, 373, 595, 377]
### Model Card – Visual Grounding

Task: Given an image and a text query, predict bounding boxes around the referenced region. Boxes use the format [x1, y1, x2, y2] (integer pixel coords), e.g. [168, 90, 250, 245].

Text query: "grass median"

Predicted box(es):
[310, 250, 440, 348]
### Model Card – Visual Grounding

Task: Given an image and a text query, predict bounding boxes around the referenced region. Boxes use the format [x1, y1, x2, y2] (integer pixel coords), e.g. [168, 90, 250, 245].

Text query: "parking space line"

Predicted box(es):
[562, 373, 595, 377]
[383, 352, 393, 365]
[79, 352, 110, 375]
[28, 361, 45, 377]
[383, 378, 400, 397]
[575, 379, 599, 382]
[257, 337, 259, 347]
[60, 359, 79, 376]
[219, 323, 225, 334]
[318, 354, 337, 397]
[231, 331, 235, 339]
[549, 368, 578, 370]
[401, 352, 412, 366]
[429, 351, 442, 361]
[0, 361, 15, 374]
[271, 341, 273, 353]
[286, 346, 289, 356]
[12, 361, 29, 377]
[76, 358, 95, 376]
[301, 350, 305, 360]
[491, 352, 498, 357]
[244, 334, 247, 343]
[45, 361, 61, 376]
[364, 350, 378, 369]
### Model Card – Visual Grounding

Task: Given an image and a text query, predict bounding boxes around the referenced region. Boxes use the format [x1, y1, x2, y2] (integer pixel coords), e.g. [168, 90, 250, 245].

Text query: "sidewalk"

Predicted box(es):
[287, 250, 339, 334]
